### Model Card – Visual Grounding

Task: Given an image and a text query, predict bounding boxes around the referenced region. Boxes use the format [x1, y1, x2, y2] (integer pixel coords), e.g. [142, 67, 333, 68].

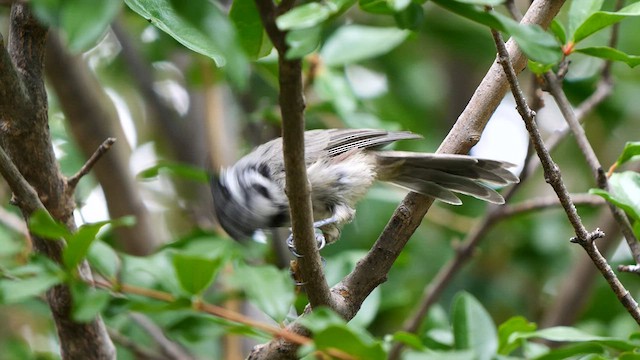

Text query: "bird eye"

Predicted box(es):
[253, 184, 271, 199]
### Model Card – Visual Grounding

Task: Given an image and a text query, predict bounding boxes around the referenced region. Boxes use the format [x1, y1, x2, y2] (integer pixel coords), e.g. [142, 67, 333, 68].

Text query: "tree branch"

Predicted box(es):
[543, 72, 640, 267]
[250, 1, 567, 358]
[0, 4, 115, 358]
[492, 28, 640, 325]
[67, 137, 116, 190]
[45, 31, 159, 256]
[253, 0, 332, 314]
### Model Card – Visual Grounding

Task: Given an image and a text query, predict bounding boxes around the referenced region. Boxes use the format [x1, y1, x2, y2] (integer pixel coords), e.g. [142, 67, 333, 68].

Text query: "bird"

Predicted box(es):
[210, 129, 519, 254]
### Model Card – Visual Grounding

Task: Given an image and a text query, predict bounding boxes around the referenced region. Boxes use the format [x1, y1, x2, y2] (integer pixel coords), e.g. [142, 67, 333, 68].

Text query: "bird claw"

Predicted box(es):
[286, 228, 326, 258]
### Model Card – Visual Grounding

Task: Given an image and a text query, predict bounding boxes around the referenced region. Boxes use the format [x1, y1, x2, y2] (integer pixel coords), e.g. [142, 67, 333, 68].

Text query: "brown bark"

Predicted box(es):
[0, 3, 115, 359]
[45, 32, 159, 256]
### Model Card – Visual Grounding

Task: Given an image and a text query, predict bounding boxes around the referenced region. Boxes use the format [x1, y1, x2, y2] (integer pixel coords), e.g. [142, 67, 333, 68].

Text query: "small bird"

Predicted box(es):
[211, 129, 519, 254]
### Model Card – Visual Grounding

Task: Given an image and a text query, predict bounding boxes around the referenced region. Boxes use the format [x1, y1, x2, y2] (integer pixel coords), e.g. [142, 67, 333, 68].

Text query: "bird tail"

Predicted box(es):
[375, 151, 519, 204]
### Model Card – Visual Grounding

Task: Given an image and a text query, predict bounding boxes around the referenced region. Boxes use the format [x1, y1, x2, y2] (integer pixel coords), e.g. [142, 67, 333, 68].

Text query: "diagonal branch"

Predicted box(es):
[492, 28, 640, 325]
[67, 137, 116, 191]
[543, 72, 640, 267]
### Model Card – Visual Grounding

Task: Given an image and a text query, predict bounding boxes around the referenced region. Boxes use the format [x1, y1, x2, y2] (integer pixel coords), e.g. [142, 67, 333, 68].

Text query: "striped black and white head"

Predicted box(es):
[211, 162, 289, 241]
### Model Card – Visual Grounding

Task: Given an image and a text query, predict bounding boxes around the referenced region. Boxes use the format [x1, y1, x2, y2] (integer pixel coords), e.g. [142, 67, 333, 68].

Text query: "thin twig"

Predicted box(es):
[130, 313, 194, 360]
[92, 278, 311, 346]
[544, 72, 640, 267]
[505, 0, 523, 21]
[493, 29, 640, 325]
[67, 137, 116, 190]
[108, 328, 168, 360]
[498, 194, 605, 218]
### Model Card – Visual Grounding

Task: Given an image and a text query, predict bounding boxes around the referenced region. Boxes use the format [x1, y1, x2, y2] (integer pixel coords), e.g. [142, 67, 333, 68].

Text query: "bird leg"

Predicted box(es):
[286, 206, 355, 257]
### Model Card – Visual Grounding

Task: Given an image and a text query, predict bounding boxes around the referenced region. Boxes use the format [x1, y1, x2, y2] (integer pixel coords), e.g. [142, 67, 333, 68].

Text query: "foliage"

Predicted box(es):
[2, 0, 640, 358]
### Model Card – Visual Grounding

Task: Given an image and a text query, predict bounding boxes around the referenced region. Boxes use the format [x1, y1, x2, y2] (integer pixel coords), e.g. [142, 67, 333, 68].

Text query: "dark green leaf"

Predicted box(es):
[28, 209, 71, 240]
[497, 316, 536, 355]
[394, 2, 425, 30]
[172, 253, 223, 295]
[234, 264, 294, 322]
[590, 172, 640, 221]
[230, 0, 271, 59]
[576, 47, 640, 68]
[320, 25, 410, 66]
[63, 221, 111, 270]
[285, 26, 322, 59]
[451, 292, 498, 360]
[616, 142, 640, 165]
[124, 0, 249, 87]
[431, 0, 561, 65]
[573, 2, 640, 44]
[31, 0, 121, 52]
[137, 161, 210, 183]
[70, 281, 111, 323]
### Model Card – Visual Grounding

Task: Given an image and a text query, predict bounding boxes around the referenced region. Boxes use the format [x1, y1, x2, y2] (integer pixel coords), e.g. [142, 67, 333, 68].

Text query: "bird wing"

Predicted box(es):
[321, 129, 422, 157]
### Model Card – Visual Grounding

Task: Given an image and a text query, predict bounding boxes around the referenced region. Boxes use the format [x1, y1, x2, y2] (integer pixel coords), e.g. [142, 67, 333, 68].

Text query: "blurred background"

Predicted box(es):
[1, 0, 640, 358]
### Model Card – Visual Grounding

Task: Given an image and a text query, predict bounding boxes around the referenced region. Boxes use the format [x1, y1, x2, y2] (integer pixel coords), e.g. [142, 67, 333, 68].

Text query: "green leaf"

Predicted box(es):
[230, 0, 271, 59]
[387, 0, 411, 11]
[394, 2, 425, 30]
[452, 0, 504, 5]
[616, 142, 640, 166]
[498, 316, 536, 355]
[172, 253, 223, 295]
[359, 0, 396, 14]
[299, 308, 386, 359]
[391, 331, 426, 350]
[431, 0, 561, 65]
[31, 0, 122, 52]
[590, 172, 640, 221]
[285, 26, 322, 59]
[124, 0, 248, 87]
[276, 3, 335, 30]
[70, 281, 111, 323]
[320, 25, 410, 66]
[576, 47, 640, 68]
[528, 60, 555, 75]
[137, 161, 210, 183]
[549, 19, 567, 44]
[513, 326, 640, 353]
[567, 0, 604, 39]
[573, 2, 640, 44]
[63, 221, 111, 270]
[234, 264, 294, 322]
[87, 240, 121, 278]
[0, 257, 64, 304]
[451, 292, 498, 360]
[533, 342, 606, 360]
[28, 209, 72, 240]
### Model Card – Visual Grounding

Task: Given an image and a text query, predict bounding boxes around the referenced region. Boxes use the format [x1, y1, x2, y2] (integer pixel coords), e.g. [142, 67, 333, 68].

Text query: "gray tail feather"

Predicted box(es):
[375, 151, 519, 205]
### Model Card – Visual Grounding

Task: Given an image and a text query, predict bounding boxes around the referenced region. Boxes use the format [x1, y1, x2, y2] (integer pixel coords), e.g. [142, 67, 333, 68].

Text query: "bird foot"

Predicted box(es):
[286, 227, 326, 258]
